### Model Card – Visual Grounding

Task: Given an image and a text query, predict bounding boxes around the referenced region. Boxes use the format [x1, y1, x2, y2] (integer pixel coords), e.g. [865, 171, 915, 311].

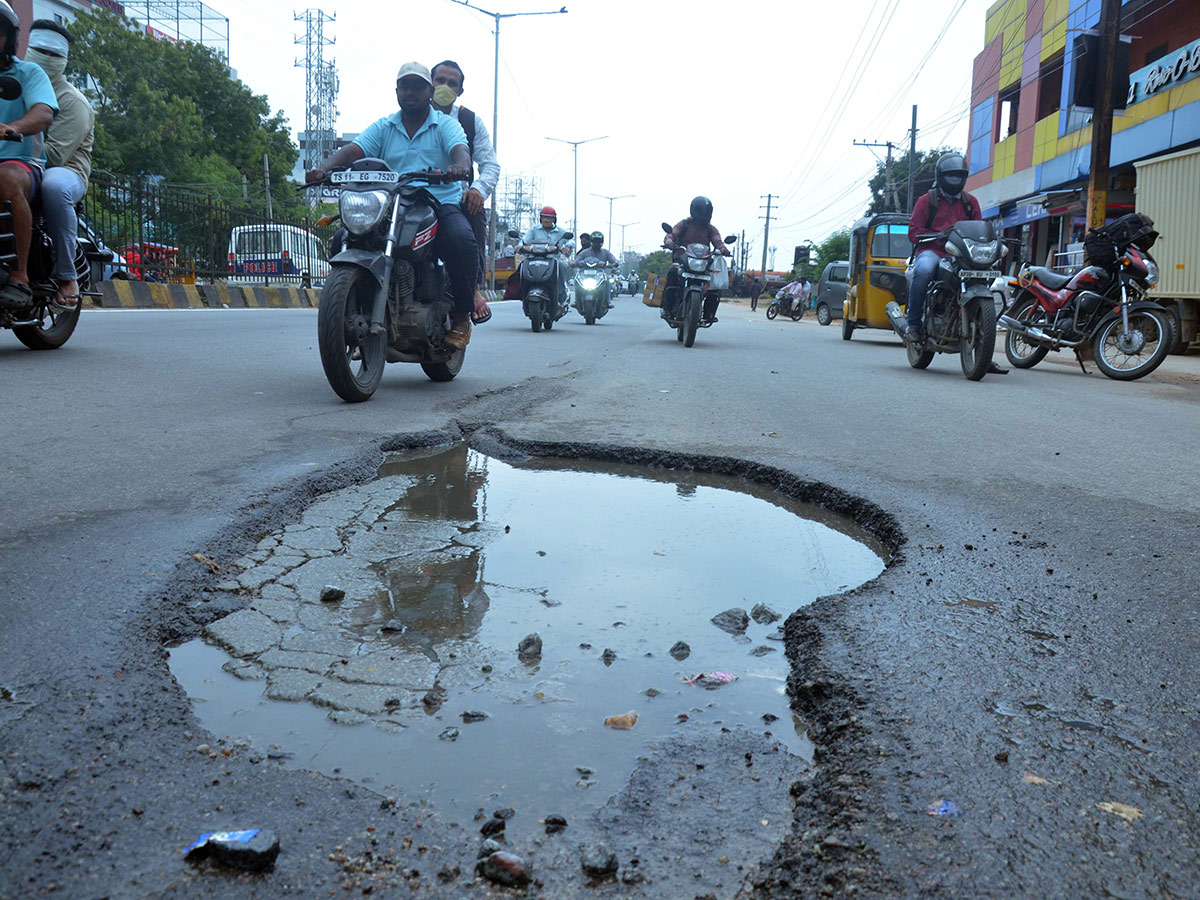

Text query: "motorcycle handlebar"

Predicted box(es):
[0, 132, 22, 142]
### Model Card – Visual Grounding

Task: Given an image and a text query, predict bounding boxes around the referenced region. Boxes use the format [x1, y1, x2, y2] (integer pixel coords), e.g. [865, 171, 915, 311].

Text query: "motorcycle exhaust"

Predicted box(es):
[999, 315, 1085, 349]
[884, 301, 908, 338]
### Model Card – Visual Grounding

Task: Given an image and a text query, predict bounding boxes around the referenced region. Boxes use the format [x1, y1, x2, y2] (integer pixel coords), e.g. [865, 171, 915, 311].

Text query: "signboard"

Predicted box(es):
[1128, 37, 1200, 106]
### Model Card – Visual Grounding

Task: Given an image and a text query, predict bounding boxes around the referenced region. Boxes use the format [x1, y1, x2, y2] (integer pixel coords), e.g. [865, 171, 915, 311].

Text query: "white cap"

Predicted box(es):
[395, 61, 432, 85]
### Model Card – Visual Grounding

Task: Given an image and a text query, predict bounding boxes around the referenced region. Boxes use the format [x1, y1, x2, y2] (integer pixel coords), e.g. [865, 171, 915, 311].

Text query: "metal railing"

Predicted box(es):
[83, 173, 335, 285]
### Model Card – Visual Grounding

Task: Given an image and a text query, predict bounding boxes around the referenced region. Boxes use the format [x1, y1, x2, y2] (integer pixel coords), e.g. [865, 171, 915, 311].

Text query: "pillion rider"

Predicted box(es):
[305, 61, 477, 351]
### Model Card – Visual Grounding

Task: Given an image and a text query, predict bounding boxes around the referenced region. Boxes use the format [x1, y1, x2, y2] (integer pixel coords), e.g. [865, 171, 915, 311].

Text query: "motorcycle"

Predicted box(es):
[659, 222, 736, 347]
[0, 146, 110, 349]
[766, 288, 805, 321]
[305, 159, 471, 403]
[510, 229, 572, 333]
[885, 220, 1004, 381]
[573, 258, 615, 325]
[999, 214, 1171, 381]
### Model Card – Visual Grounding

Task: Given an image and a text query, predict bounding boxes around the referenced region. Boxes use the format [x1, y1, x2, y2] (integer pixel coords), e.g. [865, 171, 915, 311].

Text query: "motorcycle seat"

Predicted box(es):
[1026, 266, 1072, 290]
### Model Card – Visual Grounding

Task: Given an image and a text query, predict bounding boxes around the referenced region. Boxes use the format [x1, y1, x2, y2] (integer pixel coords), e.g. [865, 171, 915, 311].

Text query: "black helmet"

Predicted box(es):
[590, 230, 604, 248]
[689, 196, 713, 226]
[934, 153, 968, 197]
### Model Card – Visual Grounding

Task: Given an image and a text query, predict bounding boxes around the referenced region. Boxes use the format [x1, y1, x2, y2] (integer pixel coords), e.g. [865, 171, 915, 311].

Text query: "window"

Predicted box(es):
[998, 85, 1020, 141]
[870, 224, 912, 259]
[236, 231, 282, 255]
[1038, 52, 1064, 119]
[1143, 42, 1168, 67]
[969, 97, 995, 174]
[830, 266, 848, 283]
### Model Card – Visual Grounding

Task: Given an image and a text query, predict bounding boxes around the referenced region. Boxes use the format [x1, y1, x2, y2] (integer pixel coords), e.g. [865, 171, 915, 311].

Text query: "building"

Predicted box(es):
[966, 0, 1200, 266]
[11, 0, 229, 59]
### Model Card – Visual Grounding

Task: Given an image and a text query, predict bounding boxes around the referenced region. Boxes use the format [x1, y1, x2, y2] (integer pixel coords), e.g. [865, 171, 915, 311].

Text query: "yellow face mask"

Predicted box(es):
[432, 84, 458, 108]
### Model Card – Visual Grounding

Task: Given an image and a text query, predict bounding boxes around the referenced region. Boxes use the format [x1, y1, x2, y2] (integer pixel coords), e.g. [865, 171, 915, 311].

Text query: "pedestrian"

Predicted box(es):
[749, 275, 763, 311]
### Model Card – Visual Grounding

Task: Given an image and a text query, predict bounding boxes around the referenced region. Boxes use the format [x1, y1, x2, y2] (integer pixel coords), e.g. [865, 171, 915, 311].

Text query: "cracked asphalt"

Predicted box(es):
[1, 303, 1198, 899]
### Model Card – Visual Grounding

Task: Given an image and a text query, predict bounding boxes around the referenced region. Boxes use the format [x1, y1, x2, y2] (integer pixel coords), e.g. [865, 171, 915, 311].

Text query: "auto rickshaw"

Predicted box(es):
[842, 213, 911, 340]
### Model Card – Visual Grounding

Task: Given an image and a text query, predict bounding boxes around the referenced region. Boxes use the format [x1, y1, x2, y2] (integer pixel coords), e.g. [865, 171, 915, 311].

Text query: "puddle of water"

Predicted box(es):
[171, 445, 884, 834]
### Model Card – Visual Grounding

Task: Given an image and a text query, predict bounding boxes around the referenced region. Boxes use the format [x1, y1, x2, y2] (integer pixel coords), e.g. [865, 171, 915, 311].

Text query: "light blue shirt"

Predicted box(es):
[0, 58, 59, 167]
[521, 224, 569, 248]
[353, 108, 467, 206]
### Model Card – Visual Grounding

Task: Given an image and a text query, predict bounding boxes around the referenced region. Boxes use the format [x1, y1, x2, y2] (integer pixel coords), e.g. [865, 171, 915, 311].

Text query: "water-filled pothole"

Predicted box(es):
[171, 445, 884, 833]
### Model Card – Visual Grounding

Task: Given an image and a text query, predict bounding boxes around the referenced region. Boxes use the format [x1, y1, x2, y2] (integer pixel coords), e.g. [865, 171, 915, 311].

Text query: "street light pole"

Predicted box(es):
[591, 192, 633, 250]
[616, 220, 639, 258]
[449, 0, 568, 289]
[545, 136, 607, 236]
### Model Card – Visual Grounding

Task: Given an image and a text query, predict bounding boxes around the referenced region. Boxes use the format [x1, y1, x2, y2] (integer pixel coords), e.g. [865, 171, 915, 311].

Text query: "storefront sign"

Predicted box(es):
[1128, 38, 1200, 105]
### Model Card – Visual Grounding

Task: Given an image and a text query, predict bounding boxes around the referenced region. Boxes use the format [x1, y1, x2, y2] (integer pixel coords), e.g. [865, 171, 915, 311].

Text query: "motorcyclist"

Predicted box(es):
[904, 152, 981, 344]
[305, 61, 477, 350]
[0, 0, 58, 311]
[27, 19, 94, 311]
[662, 196, 731, 323]
[573, 230, 618, 310]
[519, 205, 571, 305]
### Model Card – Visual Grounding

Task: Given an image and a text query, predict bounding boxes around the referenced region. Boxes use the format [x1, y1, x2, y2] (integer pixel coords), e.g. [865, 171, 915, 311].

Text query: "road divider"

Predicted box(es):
[92, 281, 502, 310]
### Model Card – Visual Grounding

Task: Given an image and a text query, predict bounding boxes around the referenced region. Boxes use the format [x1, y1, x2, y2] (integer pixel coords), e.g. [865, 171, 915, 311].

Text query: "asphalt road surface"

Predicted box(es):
[2, 298, 1198, 899]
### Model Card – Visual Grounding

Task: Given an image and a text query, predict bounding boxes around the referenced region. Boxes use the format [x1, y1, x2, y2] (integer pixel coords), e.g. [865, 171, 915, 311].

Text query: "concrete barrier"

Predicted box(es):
[93, 282, 501, 309]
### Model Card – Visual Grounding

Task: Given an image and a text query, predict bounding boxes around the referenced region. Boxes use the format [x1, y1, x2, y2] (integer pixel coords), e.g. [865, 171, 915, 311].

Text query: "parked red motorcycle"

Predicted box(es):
[1000, 214, 1172, 381]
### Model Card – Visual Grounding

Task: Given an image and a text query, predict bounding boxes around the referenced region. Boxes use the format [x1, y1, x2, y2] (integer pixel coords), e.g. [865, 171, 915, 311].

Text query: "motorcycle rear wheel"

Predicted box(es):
[317, 266, 386, 402]
[906, 340, 934, 369]
[530, 305, 542, 332]
[1092, 308, 1173, 381]
[765, 302, 779, 320]
[421, 347, 465, 382]
[1004, 295, 1050, 369]
[960, 296, 997, 381]
[683, 289, 700, 347]
[13, 297, 82, 350]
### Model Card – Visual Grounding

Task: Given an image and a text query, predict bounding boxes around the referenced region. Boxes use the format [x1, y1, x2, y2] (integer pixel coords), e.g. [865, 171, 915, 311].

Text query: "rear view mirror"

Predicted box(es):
[563, 232, 574, 241]
[724, 235, 737, 245]
[661, 222, 672, 234]
[508, 229, 520, 239]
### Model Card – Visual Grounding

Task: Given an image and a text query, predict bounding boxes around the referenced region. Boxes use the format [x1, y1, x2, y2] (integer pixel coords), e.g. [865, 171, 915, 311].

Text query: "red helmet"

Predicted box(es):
[540, 206, 557, 222]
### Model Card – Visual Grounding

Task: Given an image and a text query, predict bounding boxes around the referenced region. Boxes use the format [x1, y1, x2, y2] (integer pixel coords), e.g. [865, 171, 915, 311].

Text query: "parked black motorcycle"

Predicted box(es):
[885, 220, 1004, 381]
[305, 160, 470, 402]
[660, 222, 736, 347]
[510, 228, 572, 333]
[573, 258, 614, 325]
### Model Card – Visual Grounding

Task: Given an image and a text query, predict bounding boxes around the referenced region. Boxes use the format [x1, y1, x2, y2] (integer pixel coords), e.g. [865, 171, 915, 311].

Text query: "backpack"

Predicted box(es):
[458, 105, 477, 181]
[924, 189, 974, 229]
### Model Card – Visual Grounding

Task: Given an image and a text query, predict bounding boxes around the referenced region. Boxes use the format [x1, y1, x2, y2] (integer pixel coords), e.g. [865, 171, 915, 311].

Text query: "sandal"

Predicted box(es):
[444, 321, 472, 351]
[0, 281, 33, 310]
[471, 306, 492, 325]
[51, 292, 80, 311]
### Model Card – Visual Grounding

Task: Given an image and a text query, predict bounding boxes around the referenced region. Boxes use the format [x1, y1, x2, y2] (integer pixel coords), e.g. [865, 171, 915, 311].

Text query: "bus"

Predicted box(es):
[227, 224, 330, 287]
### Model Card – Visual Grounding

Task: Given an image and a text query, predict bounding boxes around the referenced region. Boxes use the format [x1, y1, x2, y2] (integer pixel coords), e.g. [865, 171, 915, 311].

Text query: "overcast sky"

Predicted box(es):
[223, 0, 991, 263]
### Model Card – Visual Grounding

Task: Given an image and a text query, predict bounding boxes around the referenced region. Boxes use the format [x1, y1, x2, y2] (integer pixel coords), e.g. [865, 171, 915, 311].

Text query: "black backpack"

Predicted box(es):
[924, 189, 974, 229]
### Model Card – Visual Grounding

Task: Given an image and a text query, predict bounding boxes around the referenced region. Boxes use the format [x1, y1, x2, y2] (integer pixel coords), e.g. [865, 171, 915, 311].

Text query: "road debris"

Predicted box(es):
[604, 711, 638, 729]
[711, 608, 750, 634]
[192, 552, 221, 573]
[183, 828, 280, 871]
[684, 670, 738, 689]
[1096, 801, 1143, 823]
[926, 800, 960, 816]
[517, 633, 543, 660]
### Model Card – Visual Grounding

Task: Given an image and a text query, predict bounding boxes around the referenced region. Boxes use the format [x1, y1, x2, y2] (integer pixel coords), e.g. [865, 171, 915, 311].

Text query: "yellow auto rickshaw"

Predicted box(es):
[842, 213, 911, 340]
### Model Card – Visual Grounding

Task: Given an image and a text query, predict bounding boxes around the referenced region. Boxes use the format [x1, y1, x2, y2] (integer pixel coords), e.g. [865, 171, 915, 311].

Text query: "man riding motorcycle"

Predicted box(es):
[519, 205, 571, 306]
[663, 196, 731, 323]
[572, 230, 618, 310]
[304, 61, 477, 350]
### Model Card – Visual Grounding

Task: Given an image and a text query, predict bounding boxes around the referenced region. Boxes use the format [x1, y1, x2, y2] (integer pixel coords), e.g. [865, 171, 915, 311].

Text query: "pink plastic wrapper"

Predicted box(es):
[683, 670, 738, 689]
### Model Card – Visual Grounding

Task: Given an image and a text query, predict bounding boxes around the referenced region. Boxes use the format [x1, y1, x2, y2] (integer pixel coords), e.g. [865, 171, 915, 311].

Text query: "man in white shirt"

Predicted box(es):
[431, 59, 499, 323]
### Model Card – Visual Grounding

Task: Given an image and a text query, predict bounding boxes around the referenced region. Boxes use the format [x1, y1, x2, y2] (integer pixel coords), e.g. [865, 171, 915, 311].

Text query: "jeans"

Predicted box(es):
[434, 203, 478, 316]
[906, 249, 941, 332]
[464, 201, 487, 286]
[42, 168, 87, 281]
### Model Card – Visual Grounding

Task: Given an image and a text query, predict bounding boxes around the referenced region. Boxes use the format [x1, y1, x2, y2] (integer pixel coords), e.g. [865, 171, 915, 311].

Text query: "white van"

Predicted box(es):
[227, 224, 330, 287]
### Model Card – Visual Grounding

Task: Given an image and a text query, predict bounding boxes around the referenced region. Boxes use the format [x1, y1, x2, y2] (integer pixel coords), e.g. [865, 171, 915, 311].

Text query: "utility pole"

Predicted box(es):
[616, 220, 639, 258]
[760, 194, 776, 279]
[591, 193, 633, 248]
[1087, 0, 1121, 229]
[854, 139, 896, 211]
[546, 136, 607, 236]
[907, 105, 918, 214]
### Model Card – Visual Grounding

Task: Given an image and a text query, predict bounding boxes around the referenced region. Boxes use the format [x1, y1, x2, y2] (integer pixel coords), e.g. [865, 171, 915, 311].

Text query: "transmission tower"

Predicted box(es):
[294, 10, 338, 173]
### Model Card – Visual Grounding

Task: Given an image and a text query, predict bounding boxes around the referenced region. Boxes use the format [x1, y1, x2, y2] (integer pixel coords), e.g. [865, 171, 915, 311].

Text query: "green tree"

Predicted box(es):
[67, 9, 305, 219]
[810, 229, 850, 278]
[639, 250, 673, 278]
[865, 147, 962, 217]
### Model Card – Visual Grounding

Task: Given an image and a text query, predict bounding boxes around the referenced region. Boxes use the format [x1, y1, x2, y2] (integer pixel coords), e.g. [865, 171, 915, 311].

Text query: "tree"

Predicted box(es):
[865, 147, 962, 217]
[639, 250, 673, 278]
[67, 10, 306, 219]
[811, 229, 850, 278]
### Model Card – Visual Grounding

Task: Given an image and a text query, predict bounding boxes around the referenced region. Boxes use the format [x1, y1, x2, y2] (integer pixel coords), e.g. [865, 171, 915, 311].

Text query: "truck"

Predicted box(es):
[1134, 146, 1200, 353]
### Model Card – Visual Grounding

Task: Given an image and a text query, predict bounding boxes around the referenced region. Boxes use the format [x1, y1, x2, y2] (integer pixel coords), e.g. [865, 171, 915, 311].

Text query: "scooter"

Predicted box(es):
[510, 229, 572, 333]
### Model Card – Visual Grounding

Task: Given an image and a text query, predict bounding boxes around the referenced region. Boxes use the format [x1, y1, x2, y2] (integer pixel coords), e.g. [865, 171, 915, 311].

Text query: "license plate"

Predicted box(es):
[963, 270, 1001, 280]
[331, 170, 399, 184]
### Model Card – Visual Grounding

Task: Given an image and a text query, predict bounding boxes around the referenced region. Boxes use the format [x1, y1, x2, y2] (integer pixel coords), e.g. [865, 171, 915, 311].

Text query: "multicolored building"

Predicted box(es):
[966, 0, 1200, 266]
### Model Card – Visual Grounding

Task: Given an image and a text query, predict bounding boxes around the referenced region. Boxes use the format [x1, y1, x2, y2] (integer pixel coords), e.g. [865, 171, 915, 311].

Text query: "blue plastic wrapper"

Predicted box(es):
[926, 800, 960, 817]
[183, 827, 280, 871]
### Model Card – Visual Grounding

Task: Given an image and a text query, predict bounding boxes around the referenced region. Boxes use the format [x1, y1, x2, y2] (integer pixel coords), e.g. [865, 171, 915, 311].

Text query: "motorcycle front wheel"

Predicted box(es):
[682, 289, 701, 347]
[1092, 308, 1173, 381]
[1004, 294, 1051, 369]
[960, 296, 997, 381]
[765, 302, 779, 321]
[318, 266, 386, 402]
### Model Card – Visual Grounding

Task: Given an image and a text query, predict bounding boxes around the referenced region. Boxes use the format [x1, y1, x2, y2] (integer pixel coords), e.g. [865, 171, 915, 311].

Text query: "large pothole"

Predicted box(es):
[170, 444, 885, 838]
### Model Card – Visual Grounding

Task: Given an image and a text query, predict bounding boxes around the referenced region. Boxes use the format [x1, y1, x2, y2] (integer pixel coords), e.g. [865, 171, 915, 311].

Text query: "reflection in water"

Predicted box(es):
[171, 445, 886, 832]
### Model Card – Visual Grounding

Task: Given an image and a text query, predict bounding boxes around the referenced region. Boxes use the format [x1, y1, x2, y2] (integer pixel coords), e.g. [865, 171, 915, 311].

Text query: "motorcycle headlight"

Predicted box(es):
[1145, 259, 1159, 287]
[966, 239, 1000, 264]
[580, 274, 601, 288]
[340, 190, 390, 235]
[686, 257, 708, 272]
